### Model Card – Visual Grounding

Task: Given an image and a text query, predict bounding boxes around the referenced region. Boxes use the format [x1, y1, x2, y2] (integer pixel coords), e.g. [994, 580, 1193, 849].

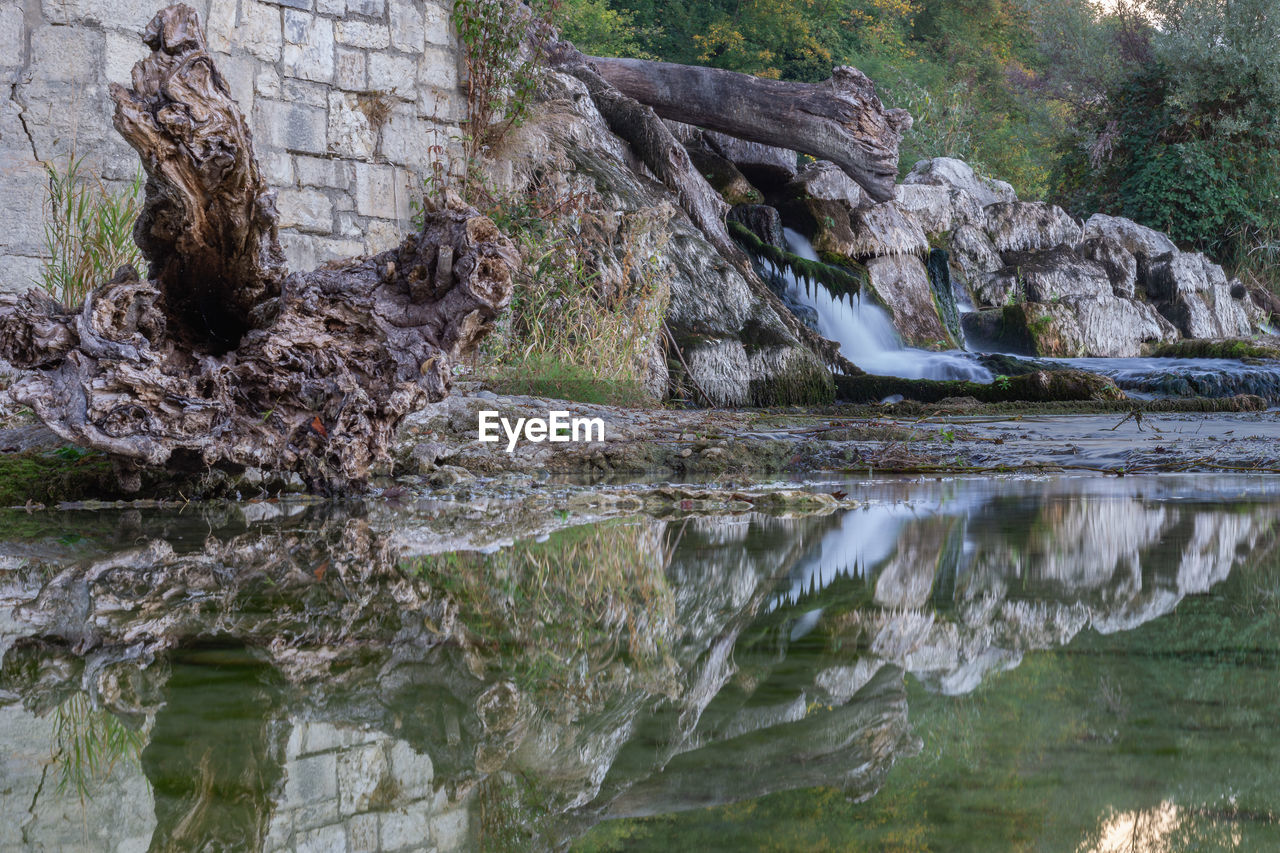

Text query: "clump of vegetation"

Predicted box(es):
[453, 0, 547, 167]
[1050, 0, 1280, 289]
[403, 520, 678, 703]
[0, 446, 123, 507]
[38, 156, 144, 309]
[474, 178, 671, 407]
[556, 0, 658, 58]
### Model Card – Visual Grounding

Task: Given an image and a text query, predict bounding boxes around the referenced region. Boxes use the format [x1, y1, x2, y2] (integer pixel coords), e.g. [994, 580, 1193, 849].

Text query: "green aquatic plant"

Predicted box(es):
[729, 221, 866, 302]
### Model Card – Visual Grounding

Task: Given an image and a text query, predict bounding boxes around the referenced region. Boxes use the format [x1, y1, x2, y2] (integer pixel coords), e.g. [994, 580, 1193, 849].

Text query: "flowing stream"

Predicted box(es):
[778, 229, 1280, 400]
[781, 229, 992, 382]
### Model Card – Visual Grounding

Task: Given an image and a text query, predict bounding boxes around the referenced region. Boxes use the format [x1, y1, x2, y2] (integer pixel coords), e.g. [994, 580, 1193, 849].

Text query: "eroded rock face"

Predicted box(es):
[1082, 213, 1177, 260]
[491, 71, 829, 405]
[865, 255, 953, 348]
[985, 202, 1083, 254]
[903, 157, 1017, 207]
[1079, 235, 1138, 298]
[788, 160, 865, 206]
[949, 225, 1004, 297]
[895, 183, 981, 234]
[1160, 285, 1259, 339]
[1071, 297, 1179, 357]
[1001, 247, 1112, 302]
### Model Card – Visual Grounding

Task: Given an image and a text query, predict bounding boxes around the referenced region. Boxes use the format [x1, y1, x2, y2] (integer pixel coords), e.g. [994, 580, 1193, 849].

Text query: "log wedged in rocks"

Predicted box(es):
[0, 4, 516, 492]
[576, 54, 911, 203]
[555, 56, 746, 269]
[545, 44, 854, 380]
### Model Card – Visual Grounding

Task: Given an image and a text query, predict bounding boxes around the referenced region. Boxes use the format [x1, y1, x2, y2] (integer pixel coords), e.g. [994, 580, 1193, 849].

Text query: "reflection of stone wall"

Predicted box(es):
[266, 720, 468, 853]
[0, 704, 470, 852]
[0, 0, 465, 293]
[0, 704, 154, 852]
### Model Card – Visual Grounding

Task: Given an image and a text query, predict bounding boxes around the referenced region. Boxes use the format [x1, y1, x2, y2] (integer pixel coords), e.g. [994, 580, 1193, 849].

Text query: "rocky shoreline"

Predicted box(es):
[5, 386, 1280, 512]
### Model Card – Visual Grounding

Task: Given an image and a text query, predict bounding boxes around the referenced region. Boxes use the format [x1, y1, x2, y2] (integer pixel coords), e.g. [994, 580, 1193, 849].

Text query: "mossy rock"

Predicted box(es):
[835, 369, 1125, 404]
[748, 353, 835, 406]
[687, 147, 763, 206]
[1148, 339, 1280, 360]
[0, 447, 122, 506]
[730, 221, 866, 301]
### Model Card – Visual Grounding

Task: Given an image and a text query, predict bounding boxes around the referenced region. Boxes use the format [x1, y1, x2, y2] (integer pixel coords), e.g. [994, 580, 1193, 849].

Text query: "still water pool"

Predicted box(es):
[2, 475, 1279, 851]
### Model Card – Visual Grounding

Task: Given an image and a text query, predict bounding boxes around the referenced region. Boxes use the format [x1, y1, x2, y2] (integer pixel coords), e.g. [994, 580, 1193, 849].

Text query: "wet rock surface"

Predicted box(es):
[391, 392, 1280, 482]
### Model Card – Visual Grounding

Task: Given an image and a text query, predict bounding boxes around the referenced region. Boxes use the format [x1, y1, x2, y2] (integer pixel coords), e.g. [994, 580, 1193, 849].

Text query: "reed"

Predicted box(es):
[37, 156, 144, 309]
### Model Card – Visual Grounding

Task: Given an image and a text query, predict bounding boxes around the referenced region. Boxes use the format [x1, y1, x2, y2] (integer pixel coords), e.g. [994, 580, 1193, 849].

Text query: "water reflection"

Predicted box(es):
[1081, 802, 1244, 853]
[0, 476, 1278, 850]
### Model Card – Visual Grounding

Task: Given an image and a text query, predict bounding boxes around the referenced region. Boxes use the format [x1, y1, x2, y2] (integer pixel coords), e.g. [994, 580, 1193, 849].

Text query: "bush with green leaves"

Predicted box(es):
[1055, 0, 1280, 268]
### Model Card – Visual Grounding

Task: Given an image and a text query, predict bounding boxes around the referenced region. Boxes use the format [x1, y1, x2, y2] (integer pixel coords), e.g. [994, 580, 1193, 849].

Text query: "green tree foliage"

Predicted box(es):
[581, 0, 1085, 197]
[554, 0, 1280, 267]
[556, 0, 658, 58]
[1056, 0, 1280, 265]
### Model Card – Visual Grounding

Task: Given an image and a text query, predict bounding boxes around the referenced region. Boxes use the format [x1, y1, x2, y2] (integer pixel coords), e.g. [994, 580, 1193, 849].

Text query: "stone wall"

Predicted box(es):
[0, 0, 467, 293]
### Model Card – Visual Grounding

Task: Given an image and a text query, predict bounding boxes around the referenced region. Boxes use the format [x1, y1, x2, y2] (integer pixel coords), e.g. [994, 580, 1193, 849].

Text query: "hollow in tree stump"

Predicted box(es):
[0, 4, 516, 492]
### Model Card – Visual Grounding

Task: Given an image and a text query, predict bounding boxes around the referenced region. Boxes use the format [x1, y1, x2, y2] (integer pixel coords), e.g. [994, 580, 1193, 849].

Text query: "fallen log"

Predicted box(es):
[0, 5, 516, 492]
[571, 54, 911, 203]
[546, 41, 855, 375]
[558, 59, 745, 268]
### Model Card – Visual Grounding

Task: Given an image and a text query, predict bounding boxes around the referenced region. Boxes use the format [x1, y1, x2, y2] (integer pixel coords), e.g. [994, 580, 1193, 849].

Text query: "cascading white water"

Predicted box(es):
[771, 229, 1280, 401]
[781, 229, 992, 382]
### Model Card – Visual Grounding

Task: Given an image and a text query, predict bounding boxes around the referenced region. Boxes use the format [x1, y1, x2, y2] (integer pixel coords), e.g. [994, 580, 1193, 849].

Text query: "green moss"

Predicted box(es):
[485, 355, 657, 407]
[748, 353, 835, 407]
[1149, 339, 1280, 360]
[0, 448, 122, 507]
[926, 248, 963, 347]
[730, 221, 867, 301]
[834, 369, 1125, 404]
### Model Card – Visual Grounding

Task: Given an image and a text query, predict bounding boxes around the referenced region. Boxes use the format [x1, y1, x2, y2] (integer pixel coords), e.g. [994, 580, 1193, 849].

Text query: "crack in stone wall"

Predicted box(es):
[0, 0, 467, 294]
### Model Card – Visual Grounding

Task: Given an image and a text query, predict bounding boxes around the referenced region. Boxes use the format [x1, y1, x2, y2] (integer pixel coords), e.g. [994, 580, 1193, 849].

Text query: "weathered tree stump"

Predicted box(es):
[0, 5, 516, 492]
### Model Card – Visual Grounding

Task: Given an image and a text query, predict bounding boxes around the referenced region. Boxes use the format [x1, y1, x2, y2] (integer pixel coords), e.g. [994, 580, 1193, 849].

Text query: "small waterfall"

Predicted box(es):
[781, 229, 991, 382]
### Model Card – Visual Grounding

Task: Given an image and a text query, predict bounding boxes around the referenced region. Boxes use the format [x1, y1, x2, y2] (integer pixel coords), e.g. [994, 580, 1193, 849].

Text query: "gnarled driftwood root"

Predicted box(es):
[0, 5, 516, 491]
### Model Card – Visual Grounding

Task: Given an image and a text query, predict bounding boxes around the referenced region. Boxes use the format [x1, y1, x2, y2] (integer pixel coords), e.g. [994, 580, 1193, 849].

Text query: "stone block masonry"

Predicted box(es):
[0, 0, 468, 293]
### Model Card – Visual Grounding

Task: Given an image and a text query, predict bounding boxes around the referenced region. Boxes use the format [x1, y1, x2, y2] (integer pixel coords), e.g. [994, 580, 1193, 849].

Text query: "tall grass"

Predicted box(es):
[477, 180, 671, 406]
[50, 692, 148, 804]
[38, 156, 144, 309]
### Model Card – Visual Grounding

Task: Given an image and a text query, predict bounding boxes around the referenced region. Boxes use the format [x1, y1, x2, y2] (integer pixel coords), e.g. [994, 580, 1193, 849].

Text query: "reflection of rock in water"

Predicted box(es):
[0, 479, 1277, 849]
[0, 504, 913, 851]
[604, 664, 911, 819]
[784, 478, 1280, 695]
